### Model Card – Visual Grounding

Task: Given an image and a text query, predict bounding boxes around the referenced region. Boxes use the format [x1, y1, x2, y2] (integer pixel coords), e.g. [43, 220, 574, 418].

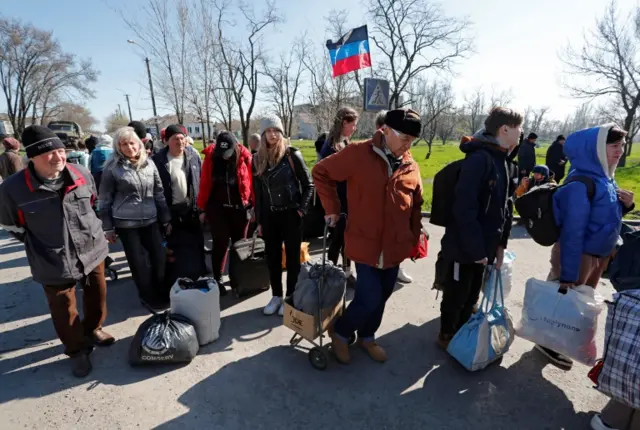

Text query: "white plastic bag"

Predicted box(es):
[516, 278, 604, 365]
[170, 277, 220, 346]
[483, 251, 515, 303]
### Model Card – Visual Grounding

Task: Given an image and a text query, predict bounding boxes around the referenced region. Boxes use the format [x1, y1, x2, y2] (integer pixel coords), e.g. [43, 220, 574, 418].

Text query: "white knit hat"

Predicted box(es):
[261, 114, 285, 135]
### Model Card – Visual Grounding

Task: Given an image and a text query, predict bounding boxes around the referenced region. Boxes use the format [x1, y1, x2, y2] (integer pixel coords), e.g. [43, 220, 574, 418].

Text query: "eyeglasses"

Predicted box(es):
[390, 128, 417, 144]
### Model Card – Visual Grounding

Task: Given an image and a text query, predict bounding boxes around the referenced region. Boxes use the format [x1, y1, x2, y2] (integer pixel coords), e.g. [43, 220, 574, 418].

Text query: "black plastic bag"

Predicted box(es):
[129, 312, 199, 365]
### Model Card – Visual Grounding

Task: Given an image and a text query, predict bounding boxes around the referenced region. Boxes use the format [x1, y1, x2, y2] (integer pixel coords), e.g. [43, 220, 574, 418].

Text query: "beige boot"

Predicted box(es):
[358, 340, 387, 363]
[330, 333, 351, 364]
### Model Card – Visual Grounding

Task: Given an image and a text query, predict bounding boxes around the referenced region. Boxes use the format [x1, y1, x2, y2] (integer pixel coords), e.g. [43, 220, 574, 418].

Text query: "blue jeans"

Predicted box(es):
[334, 263, 399, 342]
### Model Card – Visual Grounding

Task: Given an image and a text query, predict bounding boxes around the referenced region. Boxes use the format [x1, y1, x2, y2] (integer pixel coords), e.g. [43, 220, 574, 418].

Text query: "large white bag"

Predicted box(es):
[170, 277, 220, 346]
[517, 278, 604, 365]
[483, 251, 515, 303]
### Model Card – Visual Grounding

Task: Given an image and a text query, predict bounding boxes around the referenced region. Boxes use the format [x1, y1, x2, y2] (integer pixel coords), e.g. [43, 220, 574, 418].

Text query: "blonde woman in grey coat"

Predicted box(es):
[99, 126, 171, 308]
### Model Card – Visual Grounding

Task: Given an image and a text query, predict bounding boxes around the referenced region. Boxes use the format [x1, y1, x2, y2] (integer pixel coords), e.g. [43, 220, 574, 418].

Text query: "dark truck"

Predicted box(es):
[47, 121, 83, 139]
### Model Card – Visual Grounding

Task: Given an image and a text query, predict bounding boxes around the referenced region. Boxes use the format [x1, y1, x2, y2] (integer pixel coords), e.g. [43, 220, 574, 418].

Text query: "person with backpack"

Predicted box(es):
[313, 108, 424, 364]
[197, 131, 253, 296]
[517, 132, 538, 179]
[65, 137, 89, 168]
[514, 164, 556, 197]
[253, 115, 314, 316]
[98, 126, 171, 309]
[437, 107, 522, 350]
[536, 125, 635, 370]
[320, 107, 358, 284]
[89, 134, 114, 189]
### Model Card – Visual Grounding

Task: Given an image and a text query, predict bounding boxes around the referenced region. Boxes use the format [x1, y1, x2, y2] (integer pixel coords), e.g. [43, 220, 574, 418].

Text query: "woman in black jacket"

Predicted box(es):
[253, 115, 314, 316]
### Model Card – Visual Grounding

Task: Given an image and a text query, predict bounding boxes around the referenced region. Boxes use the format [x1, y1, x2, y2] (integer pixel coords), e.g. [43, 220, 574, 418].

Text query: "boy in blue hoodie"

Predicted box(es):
[540, 125, 635, 370]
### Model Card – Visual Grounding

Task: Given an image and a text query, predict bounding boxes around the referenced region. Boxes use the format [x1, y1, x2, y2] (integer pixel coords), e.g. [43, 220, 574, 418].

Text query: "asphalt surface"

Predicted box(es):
[0, 223, 612, 429]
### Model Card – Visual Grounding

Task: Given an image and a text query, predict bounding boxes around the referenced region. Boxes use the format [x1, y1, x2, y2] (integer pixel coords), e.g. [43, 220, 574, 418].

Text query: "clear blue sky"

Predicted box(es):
[1, 0, 634, 131]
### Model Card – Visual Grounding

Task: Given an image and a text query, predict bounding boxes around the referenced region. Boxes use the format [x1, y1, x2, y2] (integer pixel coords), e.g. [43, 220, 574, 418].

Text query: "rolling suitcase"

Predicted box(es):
[229, 232, 271, 297]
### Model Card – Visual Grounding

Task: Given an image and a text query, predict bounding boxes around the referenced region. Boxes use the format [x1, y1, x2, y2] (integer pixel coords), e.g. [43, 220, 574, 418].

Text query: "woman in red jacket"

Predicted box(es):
[198, 131, 253, 295]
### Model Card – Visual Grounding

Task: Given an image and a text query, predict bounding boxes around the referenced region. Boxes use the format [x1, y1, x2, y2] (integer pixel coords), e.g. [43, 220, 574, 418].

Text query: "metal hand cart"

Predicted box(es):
[286, 220, 355, 370]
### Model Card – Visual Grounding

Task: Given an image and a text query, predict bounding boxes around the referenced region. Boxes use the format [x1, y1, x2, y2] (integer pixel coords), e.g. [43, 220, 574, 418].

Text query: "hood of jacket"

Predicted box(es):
[564, 123, 617, 179]
[460, 129, 507, 158]
[96, 134, 113, 149]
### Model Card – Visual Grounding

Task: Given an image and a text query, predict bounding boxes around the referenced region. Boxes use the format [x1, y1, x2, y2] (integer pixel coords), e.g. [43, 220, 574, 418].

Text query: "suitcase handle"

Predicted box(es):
[250, 229, 259, 259]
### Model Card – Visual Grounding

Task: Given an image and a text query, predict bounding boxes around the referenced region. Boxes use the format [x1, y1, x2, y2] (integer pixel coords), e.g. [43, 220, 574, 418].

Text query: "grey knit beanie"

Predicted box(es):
[261, 115, 285, 135]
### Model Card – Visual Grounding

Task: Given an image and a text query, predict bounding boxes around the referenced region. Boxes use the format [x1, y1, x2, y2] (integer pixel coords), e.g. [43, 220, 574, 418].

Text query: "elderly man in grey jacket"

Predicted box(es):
[0, 125, 115, 378]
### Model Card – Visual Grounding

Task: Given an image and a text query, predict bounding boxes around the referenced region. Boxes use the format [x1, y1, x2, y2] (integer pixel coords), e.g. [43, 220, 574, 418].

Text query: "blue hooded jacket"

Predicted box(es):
[553, 124, 625, 283]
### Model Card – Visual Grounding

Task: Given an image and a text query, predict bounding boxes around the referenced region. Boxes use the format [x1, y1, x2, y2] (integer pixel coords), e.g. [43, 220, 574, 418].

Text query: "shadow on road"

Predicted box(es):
[157, 320, 593, 430]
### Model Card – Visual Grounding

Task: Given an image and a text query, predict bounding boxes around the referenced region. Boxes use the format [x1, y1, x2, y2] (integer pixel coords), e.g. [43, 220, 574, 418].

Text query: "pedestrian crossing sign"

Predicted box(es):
[363, 78, 390, 112]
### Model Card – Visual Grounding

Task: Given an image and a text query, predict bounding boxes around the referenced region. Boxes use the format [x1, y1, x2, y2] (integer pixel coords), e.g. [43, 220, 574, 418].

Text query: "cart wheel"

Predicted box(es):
[348, 333, 357, 346]
[309, 347, 328, 370]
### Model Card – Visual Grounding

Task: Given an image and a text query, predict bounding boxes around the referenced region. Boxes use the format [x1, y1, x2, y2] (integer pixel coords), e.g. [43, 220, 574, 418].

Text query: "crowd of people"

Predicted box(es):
[0, 106, 636, 429]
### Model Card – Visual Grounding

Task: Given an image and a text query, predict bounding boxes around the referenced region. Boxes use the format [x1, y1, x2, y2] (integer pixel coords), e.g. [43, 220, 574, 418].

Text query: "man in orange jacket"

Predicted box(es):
[312, 108, 423, 364]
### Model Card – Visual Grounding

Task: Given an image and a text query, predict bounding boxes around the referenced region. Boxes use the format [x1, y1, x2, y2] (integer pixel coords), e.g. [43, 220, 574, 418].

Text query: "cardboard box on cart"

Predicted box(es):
[283, 294, 344, 341]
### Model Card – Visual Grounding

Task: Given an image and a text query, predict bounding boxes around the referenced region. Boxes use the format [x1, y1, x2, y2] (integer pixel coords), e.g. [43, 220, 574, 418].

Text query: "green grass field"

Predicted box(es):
[194, 139, 640, 218]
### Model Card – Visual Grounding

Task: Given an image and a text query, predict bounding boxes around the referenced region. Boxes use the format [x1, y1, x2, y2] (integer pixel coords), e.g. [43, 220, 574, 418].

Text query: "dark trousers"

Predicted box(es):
[117, 223, 166, 303]
[334, 263, 399, 341]
[601, 398, 640, 430]
[328, 216, 346, 265]
[440, 260, 486, 336]
[165, 212, 207, 287]
[207, 206, 249, 283]
[263, 209, 302, 297]
[43, 262, 108, 357]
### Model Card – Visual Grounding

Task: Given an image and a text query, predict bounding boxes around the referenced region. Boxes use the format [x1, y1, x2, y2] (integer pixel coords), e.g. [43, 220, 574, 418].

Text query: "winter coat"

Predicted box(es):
[553, 124, 634, 283]
[0, 163, 109, 285]
[517, 140, 537, 176]
[197, 144, 253, 210]
[441, 131, 513, 264]
[313, 130, 423, 269]
[252, 147, 314, 225]
[546, 140, 567, 181]
[152, 146, 202, 214]
[319, 139, 348, 213]
[0, 149, 24, 179]
[66, 150, 89, 168]
[98, 158, 170, 231]
[89, 138, 114, 175]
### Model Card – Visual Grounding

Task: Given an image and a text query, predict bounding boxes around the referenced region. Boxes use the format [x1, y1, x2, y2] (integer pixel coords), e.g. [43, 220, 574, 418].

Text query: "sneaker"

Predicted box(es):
[535, 345, 573, 370]
[397, 268, 413, 284]
[358, 340, 388, 362]
[330, 332, 350, 364]
[71, 353, 92, 378]
[437, 333, 454, 351]
[263, 296, 283, 316]
[278, 303, 284, 316]
[590, 414, 618, 430]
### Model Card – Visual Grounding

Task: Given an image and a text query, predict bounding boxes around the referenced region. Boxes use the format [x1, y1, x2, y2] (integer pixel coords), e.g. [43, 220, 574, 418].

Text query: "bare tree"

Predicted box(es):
[489, 87, 514, 110]
[464, 87, 486, 134]
[215, 0, 282, 146]
[562, 0, 640, 164]
[104, 109, 130, 134]
[122, 0, 188, 123]
[409, 78, 454, 155]
[0, 18, 98, 135]
[437, 109, 461, 145]
[525, 106, 551, 134]
[367, 0, 472, 108]
[45, 102, 97, 131]
[263, 41, 305, 137]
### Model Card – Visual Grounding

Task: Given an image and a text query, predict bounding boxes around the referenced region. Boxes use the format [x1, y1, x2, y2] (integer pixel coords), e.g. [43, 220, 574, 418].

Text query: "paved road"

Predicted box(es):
[0, 223, 611, 429]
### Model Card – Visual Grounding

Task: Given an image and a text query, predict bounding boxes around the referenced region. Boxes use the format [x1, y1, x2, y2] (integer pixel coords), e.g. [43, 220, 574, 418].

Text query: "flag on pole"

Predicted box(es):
[326, 25, 372, 78]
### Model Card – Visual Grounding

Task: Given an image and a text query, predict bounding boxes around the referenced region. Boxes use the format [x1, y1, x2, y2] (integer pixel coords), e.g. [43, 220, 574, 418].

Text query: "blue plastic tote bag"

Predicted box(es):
[447, 266, 515, 371]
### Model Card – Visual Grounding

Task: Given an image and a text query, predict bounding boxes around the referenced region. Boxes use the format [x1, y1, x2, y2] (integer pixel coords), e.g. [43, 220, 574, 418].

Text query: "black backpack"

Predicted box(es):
[430, 150, 494, 227]
[514, 176, 595, 247]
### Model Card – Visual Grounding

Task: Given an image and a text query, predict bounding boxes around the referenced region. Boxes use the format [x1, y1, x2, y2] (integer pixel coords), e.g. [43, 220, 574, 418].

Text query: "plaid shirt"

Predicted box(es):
[597, 290, 640, 409]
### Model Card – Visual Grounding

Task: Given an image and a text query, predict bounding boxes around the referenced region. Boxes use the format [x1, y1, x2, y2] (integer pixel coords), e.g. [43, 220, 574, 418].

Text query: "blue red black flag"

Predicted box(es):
[326, 25, 371, 78]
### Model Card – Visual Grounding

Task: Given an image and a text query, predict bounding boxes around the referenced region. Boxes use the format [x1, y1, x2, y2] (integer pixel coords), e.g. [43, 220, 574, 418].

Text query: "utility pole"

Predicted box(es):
[145, 57, 160, 137]
[118, 104, 122, 117]
[125, 94, 133, 122]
